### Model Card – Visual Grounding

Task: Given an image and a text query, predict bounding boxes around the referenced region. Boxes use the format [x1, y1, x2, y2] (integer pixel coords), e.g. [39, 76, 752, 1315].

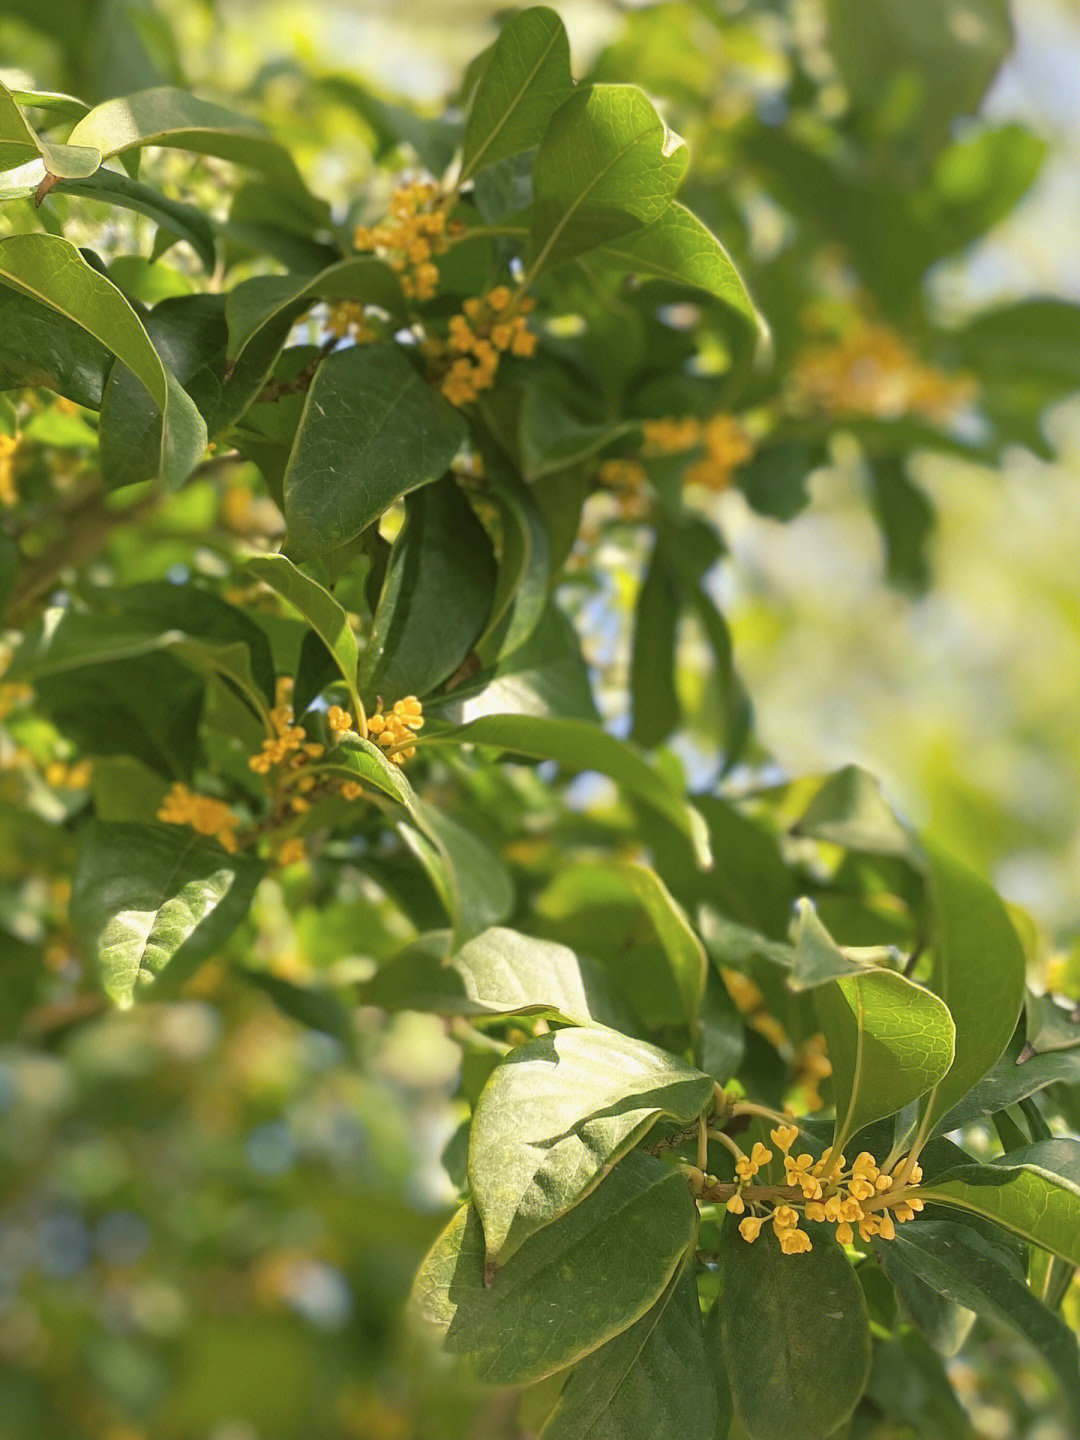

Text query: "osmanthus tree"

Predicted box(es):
[3, 3, 1080, 1437]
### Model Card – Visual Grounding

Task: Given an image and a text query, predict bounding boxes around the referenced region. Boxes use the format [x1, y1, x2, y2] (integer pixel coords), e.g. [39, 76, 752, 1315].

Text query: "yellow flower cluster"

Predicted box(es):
[366, 696, 423, 765]
[0, 433, 19, 507]
[157, 782, 242, 853]
[730, 1126, 925, 1254]
[326, 300, 379, 343]
[44, 759, 93, 789]
[248, 678, 325, 786]
[645, 413, 755, 491]
[789, 323, 976, 422]
[353, 180, 453, 302]
[439, 287, 538, 406]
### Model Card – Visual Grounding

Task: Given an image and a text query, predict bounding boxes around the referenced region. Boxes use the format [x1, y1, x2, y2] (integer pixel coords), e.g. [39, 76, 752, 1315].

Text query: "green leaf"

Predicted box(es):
[282, 343, 466, 562]
[0, 283, 111, 408]
[794, 764, 916, 858]
[360, 477, 496, 701]
[71, 821, 263, 1007]
[630, 541, 680, 749]
[225, 258, 406, 360]
[50, 166, 216, 272]
[469, 1026, 712, 1265]
[883, 1223, 1080, 1426]
[594, 203, 766, 339]
[417, 714, 710, 865]
[360, 926, 612, 1023]
[461, 6, 574, 180]
[539, 1265, 718, 1440]
[67, 87, 318, 206]
[612, 862, 707, 1024]
[7, 583, 275, 708]
[909, 1139, 1080, 1267]
[331, 738, 512, 939]
[99, 292, 227, 489]
[530, 84, 688, 272]
[718, 1222, 871, 1440]
[240, 969, 357, 1057]
[825, 0, 1013, 164]
[788, 898, 873, 989]
[475, 466, 552, 664]
[413, 1149, 697, 1385]
[242, 552, 361, 718]
[0, 78, 100, 178]
[814, 968, 955, 1151]
[917, 842, 1026, 1136]
[0, 232, 205, 486]
[938, 1040, 1080, 1134]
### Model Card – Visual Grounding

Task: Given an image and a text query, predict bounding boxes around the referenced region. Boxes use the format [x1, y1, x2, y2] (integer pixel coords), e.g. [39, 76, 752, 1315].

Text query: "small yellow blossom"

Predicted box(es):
[738, 1215, 765, 1243]
[0, 433, 19, 508]
[327, 705, 354, 733]
[770, 1124, 800, 1154]
[725, 1191, 746, 1215]
[779, 1227, 812, 1255]
[772, 1204, 800, 1234]
[277, 837, 306, 866]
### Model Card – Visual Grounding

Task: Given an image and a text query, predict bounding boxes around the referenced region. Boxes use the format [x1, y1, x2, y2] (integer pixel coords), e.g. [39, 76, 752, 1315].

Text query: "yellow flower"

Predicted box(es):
[770, 1124, 800, 1154]
[772, 1204, 800, 1234]
[277, 837, 306, 866]
[738, 1215, 765, 1243]
[725, 1191, 746, 1215]
[327, 705, 354, 733]
[835, 1221, 854, 1246]
[779, 1227, 812, 1255]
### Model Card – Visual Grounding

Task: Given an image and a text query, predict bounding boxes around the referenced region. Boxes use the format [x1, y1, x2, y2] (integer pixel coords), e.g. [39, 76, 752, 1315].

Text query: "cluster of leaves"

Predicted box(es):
[3, 2, 1080, 1437]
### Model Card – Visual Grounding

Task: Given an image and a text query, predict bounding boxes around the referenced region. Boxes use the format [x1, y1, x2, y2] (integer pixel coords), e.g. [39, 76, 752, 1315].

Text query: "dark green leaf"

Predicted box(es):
[225, 258, 406, 360]
[540, 1265, 718, 1440]
[469, 1026, 712, 1263]
[0, 232, 205, 486]
[462, 6, 574, 180]
[360, 477, 496, 701]
[282, 343, 466, 562]
[719, 1221, 871, 1440]
[50, 166, 215, 271]
[885, 1223, 1080, 1426]
[0, 283, 111, 408]
[71, 821, 263, 1006]
[413, 1149, 697, 1385]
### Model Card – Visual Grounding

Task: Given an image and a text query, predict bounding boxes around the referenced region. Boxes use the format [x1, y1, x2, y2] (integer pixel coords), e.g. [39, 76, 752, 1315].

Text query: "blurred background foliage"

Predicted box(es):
[2, 1, 1080, 1437]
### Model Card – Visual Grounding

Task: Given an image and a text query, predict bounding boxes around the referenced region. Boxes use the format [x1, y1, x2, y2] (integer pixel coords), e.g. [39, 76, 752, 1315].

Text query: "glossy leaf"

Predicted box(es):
[0, 232, 205, 486]
[794, 764, 916, 858]
[909, 1139, 1080, 1267]
[918, 842, 1026, 1136]
[719, 1221, 871, 1440]
[417, 714, 710, 865]
[71, 822, 263, 1006]
[469, 1025, 712, 1264]
[939, 1033, 1080, 1134]
[886, 1223, 1080, 1426]
[612, 862, 707, 1024]
[539, 1266, 718, 1440]
[461, 6, 574, 179]
[282, 343, 466, 562]
[243, 552, 361, 718]
[474, 467, 552, 664]
[413, 1149, 697, 1385]
[595, 202, 766, 338]
[360, 477, 496, 701]
[531, 84, 688, 272]
[815, 968, 955, 1150]
[0, 283, 111, 408]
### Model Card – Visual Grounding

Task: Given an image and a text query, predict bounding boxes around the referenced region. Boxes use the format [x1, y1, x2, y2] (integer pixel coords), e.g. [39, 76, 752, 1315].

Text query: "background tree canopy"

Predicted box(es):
[2, 2, 1080, 1438]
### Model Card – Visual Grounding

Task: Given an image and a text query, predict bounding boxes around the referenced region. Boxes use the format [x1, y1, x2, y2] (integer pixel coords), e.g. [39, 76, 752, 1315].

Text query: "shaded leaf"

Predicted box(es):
[282, 343, 466, 562]
[413, 1149, 697, 1385]
[540, 1265, 718, 1440]
[719, 1221, 871, 1440]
